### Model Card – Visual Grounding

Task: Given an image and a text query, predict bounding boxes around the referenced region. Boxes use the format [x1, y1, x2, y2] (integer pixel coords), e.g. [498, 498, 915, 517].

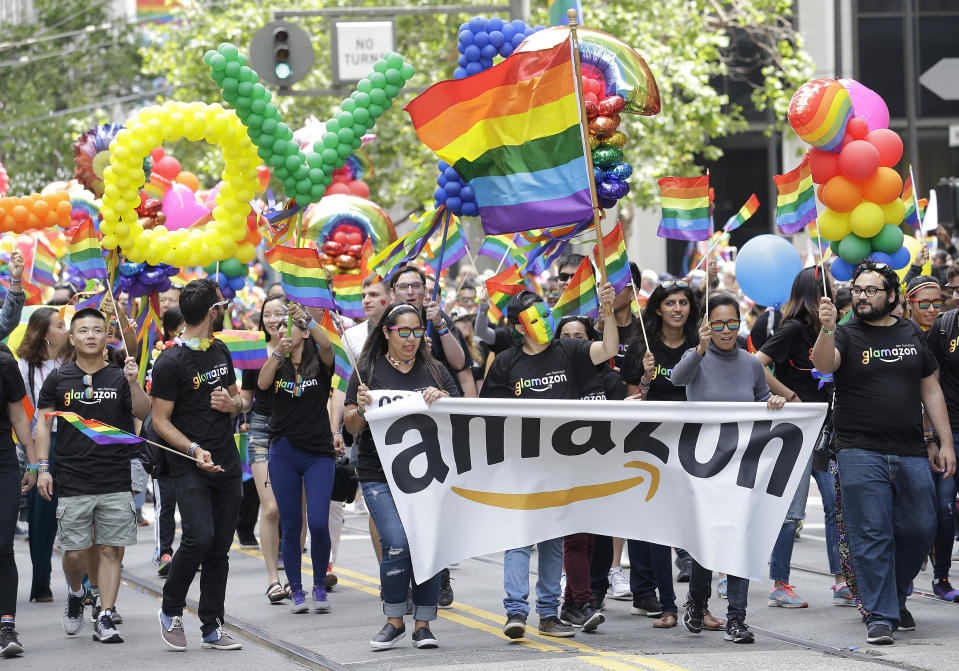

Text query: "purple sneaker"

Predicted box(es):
[312, 585, 331, 613]
[289, 589, 308, 614]
[932, 579, 959, 602]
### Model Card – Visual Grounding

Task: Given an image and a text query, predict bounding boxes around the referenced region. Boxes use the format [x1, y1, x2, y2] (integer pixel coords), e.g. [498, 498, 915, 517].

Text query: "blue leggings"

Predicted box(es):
[268, 437, 334, 593]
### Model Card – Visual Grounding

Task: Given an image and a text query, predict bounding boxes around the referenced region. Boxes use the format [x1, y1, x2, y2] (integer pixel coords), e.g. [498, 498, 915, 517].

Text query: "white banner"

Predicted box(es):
[365, 392, 827, 583]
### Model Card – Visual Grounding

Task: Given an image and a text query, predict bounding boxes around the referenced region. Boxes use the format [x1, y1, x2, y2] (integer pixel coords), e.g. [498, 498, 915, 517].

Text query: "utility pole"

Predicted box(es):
[508, 0, 530, 23]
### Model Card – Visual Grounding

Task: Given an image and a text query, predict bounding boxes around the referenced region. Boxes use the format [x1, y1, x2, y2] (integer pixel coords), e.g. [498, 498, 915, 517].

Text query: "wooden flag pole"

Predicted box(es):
[105, 283, 134, 358]
[568, 9, 610, 316]
[328, 309, 365, 388]
[815, 226, 829, 296]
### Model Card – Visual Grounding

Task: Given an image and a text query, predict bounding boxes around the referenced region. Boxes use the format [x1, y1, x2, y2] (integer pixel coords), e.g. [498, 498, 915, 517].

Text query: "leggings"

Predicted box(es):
[28, 434, 56, 599]
[1, 469, 20, 620]
[268, 437, 334, 593]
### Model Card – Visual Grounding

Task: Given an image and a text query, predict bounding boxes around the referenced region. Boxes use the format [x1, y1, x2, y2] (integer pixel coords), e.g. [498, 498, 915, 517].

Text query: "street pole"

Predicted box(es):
[767, 106, 779, 232]
[508, 0, 530, 22]
[903, 0, 920, 186]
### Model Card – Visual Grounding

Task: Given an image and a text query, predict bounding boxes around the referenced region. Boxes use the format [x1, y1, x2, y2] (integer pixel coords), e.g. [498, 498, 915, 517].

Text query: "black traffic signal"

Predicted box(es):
[249, 21, 314, 87]
[273, 27, 292, 81]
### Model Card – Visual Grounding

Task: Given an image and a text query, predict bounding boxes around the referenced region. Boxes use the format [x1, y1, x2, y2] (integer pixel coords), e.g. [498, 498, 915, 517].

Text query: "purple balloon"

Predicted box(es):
[839, 79, 890, 132]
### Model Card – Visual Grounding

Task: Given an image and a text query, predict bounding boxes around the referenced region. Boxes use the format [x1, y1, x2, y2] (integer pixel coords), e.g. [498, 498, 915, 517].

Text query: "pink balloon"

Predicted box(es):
[839, 79, 890, 132]
[162, 183, 211, 231]
[201, 181, 223, 210]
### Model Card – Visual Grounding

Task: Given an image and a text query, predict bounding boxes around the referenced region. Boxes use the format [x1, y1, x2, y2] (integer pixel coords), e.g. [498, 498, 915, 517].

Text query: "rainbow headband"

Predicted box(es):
[906, 281, 940, 298]
[518, 301, 555, 345]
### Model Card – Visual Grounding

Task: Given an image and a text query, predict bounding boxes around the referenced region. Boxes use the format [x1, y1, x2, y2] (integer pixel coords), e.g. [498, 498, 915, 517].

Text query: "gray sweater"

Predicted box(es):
[670, 342, 771, 402]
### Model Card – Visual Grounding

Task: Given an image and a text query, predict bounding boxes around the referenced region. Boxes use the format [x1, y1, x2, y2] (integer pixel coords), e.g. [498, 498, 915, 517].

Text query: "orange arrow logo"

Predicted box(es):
[451, 461, 659, 511]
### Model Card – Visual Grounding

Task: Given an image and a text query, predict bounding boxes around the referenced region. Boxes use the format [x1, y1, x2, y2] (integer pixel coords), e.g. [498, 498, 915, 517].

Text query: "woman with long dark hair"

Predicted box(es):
[345, 302, 459, 651]
[755, 267, 847, 607]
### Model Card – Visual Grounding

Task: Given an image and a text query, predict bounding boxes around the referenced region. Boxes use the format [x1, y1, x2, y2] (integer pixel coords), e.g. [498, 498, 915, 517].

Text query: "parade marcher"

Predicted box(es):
[152, 279, 243, 651]
[671, 293, 787, 644]
[481, 286, 618, 640]
[257, 303, 337, 615]
[450, 307, 489, 390]
[34, 308, 151, 643]
[812, 261, 956, 644]
[905, 275, 943, 332]
[555, 254, 586, 295]
[153, 306, 184, 577]
[345, 302, 460, 650]
[0, 251, 25, 342]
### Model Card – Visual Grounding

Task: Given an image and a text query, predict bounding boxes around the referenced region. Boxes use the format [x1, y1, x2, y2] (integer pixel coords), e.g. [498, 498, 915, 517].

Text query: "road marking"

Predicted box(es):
[579, 656, 651, 670]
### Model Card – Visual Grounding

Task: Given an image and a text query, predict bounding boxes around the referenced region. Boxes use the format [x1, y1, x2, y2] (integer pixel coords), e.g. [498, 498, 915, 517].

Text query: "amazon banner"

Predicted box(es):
[365, 391, 827, 583]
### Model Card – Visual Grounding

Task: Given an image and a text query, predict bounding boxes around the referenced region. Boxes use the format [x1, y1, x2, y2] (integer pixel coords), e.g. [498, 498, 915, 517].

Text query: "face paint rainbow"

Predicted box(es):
[518, 301, 555, 345]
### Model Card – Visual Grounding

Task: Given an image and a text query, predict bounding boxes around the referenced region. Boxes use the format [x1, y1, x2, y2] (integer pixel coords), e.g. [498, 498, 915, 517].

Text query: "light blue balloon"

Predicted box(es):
[735, 234, 802, 307]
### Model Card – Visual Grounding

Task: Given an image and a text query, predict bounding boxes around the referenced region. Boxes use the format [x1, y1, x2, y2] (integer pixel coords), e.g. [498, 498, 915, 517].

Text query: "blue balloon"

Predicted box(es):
[889, 245, 911, 269]
[459, 29, 474, 45]
[479, 57, 494, 70]
[868, 251, 894, 266]
[481, 44, 497, 59]
[438, 160, 449, 170]
[457, 42, 465, 55]
[501, 24, 516, 41]
[446, 197, 463, 214]
[457, 55, 467, 67]
[511, 20, 526, 31]
[460, 184, 475, 201]
[511, 33, 525, 48]
[474, 31, 490, 48]
[735, 234, 803, 307]
[830, 257, 854, 282]
[500, 43, 513, 57]
[462, 201, 479, 217]
[487, 17, 504, 31]
[469, 17, 486, 33]
[228, 275, 245, 291]
[489, 30, 504, 48]
[433, 187, 445, 203]
[436, 173, 447, 187]
[464, 45, 481, 61]
[453, 67, 468, 79]
[466, 62, 483, 76]
[444, 181, 461, 197]
[443, 167, 459, 182]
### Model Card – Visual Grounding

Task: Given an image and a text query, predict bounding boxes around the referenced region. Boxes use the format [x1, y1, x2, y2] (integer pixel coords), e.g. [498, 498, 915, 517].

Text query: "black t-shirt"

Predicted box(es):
[241, 369, 273, 416]
[614, 318, 641, 370]
[0, 353, 25, 471]
[747, 309, 782, 353]
[346, 355, 459, 483]
[580, 365, 627, 401]
[266, 349, 334, 457]
[759, 318, 828, 403]
[38, 362, 134, 497]
[833, 317, 937, 456]
[928, 309, 959, 433]
[150, 340, 240, 477]
[427, 309, 470, 387]
[480, 338, 595, 399]
[620, 339, 693, 401]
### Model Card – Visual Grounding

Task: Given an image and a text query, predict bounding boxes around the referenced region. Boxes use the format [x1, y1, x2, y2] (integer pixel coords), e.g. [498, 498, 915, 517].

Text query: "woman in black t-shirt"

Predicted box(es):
[344, 302, 459, 651]
[257, 303, 336, 615]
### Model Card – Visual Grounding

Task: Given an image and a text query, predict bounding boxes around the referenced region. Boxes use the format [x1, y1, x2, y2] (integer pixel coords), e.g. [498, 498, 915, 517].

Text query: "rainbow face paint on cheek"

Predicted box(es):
[518, 302, 555, 344]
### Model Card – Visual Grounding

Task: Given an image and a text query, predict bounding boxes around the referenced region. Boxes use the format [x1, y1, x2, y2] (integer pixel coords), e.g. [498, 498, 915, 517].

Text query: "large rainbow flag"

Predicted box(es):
[320, 310, 353, 393]
[49, 412, 143, 446]
[774, 156, 817, 234]
[593, 222, 630, 294]
[902, 169, 926, 230]
[657, 176, 711, 241]
[548, 0, 583, 26]
[68, 219, 108, 280]
[214, 330, 267, 370]
[405, 39, 593, 236]
[264, 246, 336, 310]
[370, 208, 447, 281]
[552, 257, 598, 320]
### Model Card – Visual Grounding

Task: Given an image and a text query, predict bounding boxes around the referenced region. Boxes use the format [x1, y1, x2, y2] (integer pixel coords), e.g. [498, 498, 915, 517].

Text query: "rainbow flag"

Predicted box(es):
[214, 330, 267, 370]
[30, 239, 57, 287]
[592, 222, 630, 294]
[723, 194, 760, 232]
[552, 257, 598, 319]
[485, 266, 525, 322]
[264, 246, 336, 310]
[332, 273, 364, 319]
[75, 290, 106, 310]
[68, 219, 108, 280]
[478, 234, 516, 263]
[548, 0, 583, 26]
[370, 207, 447, 281]
[902, 171, 921, 229]
[320, 310, 352, 393]
[406, 39, 593, 236]
[234, 433, 253, 482]
[424, 217, 469, 271]
[657, 176, 711, 241]
[48, 411, 143, 446]
[359, 238, 375, 276]
[774, 156, 817, 234]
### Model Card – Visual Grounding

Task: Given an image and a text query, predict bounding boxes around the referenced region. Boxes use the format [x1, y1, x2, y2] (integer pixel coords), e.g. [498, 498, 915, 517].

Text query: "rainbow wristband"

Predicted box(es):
[26, 463, 38, 474]
[435, 322, 449, 336]
[271, 350, 283, 361]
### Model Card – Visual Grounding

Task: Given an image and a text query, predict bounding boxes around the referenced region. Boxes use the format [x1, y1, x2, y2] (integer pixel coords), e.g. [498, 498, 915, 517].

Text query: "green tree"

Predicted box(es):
[0, 0, 144, 194]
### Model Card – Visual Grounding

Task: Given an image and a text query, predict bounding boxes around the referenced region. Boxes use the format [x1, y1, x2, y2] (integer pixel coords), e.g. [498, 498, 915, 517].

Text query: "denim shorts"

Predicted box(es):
[130, 457, 146, 494]
[56, 491, 137, 550]
[248, 411, 270, 464]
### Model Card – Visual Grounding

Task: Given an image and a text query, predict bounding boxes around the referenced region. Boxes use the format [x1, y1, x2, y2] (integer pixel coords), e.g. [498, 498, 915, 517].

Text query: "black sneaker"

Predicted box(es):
[237, 533, 259, 548]
[438, 568, 454, 608]
[591, 592, 606, 611]
[0, 627, 23, 657]
[682, 597, 706, 633]
[866, 623, 894, 645]
[676, 558, 692, 583]
[631, 593, 663, 617]
[503, 612, 527, 640]
[537, 615, 575, 638]
[93, 612, 123, 644]
[370, 622, 405, 650]
[898, 607, 915, 632]
[724, 616, 754, 644]
[578, 603, 605, 632]
[411, 626, 439, 649]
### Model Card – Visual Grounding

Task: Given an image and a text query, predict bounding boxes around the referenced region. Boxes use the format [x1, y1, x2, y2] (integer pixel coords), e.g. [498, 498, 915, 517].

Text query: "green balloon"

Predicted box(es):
[272, 138, 289, 153]
[236, 96, 252, 110]
[293, 164, 308, 180]
[335, 111, 354, 127]
[368, 103, 384, 118]
[239, 66, 256, 83]
[357, 79, 372, 93]
[306, 152, 323, 168]
[250, 99, 266, 114]
[350, 137, 362, 150]
[251, 83, 268, 101]
[256, 146, 271, 161]
[310, 184, 326, 202]
[221, 77, 238, 92]
[221, 258, 244, 276]
[261, 118, 277, 134]
[871, 223, 904, 255]
[383, 84, 399, 98]
[268, 153, 285, 168]
[278, 124, 293, 140]
[838, 233, 872, 265]
[225, 61, 241, 78]
[352, 107, 371, 126]
[210, 54, 227, 71]
[326, 118, 340, 134]
[322, 132, 339, 149]
[202, 262, 217, 274]
[218, 43, 238, 59]
[204, 50, 217, 66]
[373, 60, 388, 74]
[283, 155, 300, 172]
[211, 69, 227, 83]
[385, 68, 402, 85]
[592, 147, 624, 167]
[352, 91, 371, 108]
[321, 163, 336, 175]
[336, 144, 352, 159]
[830, 240, 841, 255]
[246, 113, 264, 128]
[387, 53, 405, 69]
[322, 148, 338, 163]
[369, 88, 387, 105]
[264, 103, 278, 118]
[369, 72, 387, 88]
[337, 127, 355, 144]
[222, 90, 238, 105]
[308, 167, 324, 183]
[237, 81, 252, 97]
[399, 63, 415, 79]
[341, 99, 356, 113]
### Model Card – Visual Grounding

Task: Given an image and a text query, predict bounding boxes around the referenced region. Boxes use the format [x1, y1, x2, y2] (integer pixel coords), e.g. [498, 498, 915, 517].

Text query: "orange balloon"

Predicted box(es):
[242, 226, 261, 246]
[43, 193, 60, 209]
[175, 171, 200, 191]
[11, 206, 28, 223]
[821, 175, 862, 212]
[861, 167, 902, 205]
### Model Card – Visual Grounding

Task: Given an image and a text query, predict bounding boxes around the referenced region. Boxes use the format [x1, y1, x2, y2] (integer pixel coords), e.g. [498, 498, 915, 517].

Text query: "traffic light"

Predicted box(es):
[273, 26, 292, 82]
[249, 22, 315, 87]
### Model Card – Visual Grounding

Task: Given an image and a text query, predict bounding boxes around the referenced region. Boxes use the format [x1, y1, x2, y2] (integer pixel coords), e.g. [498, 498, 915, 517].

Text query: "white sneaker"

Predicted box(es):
[607, 566, 632, 600]
[560, 572, 566, 598]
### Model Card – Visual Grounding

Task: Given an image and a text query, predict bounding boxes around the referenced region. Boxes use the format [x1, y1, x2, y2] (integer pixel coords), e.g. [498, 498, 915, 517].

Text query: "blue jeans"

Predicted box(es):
[503, 538, 563, 618]
[628, 540, 677, 613]
[689, 560, 748, 620]
[812, 467, 842, 575]
[932, 470, 958, 580]
[769, 457, 812, 582]
[361, 481, 439, 621]
[837, 448, 936, 629]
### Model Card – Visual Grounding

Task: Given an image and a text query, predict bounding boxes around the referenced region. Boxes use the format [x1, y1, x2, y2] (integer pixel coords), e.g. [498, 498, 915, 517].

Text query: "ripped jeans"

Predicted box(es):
[361, 481, 440, 621]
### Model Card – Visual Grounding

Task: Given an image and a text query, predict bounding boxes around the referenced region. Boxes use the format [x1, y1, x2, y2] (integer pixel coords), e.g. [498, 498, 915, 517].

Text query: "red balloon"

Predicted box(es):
[808, 149, 840, 184]
[153, 155, 181, 180]
[346, 231, 363, 246]
[347, 244, 364, 257]
[325, 182, 351, 196]
[846, 117, 869, 140]
[347, 179, 370, 198]
[838, 140, 880, 182]
[584, 100, 599, 119]
[598, 96, 626, 116]
[150, 147, 166, 162]
[866, 128, 903, 168]
[332, 230, 349, 244]
[322, 240, 344, 256]
[341, 224, 361, 236]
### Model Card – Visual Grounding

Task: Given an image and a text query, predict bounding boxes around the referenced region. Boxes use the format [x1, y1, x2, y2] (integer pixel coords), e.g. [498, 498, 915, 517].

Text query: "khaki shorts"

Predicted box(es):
[56, 491, 138, 550]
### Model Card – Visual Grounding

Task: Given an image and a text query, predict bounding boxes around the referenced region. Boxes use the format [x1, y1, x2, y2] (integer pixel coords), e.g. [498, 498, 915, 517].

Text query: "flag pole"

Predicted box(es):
[328, 309, 365, 388]
[910, 164, 924, 242]
[426, 207, 452, 338]
[106, 282, 134, 358]
[568, 9, 610, 316]
[814, 226, 829, 296]
[492, 236, 515, 275]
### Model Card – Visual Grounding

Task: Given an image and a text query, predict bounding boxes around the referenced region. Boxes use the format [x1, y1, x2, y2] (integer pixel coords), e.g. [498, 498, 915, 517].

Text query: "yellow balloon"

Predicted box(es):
[817, 208, 851, 241]
[849, 201, 884, 239]
[236, 242, 256, 264]
[881, 198, 906, 226]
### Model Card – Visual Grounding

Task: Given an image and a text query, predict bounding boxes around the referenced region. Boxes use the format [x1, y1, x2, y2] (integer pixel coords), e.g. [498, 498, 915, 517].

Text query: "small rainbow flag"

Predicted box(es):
[657, 175, 711, 241]
[320, 310, 352, 393]
[902, 170, 920, 229]
[552, 257, 598, 320]
[214, 330, 267, 370]
[359, 238, 375, 276]
[75, 290, 106, 311]
[774, 155, 817, 234]
[723, 194, 760, 232]
[485, 265, 525, 322]
[68, 219, 108, 280]
[424, 217, 469, 271]
[30, 239, 57, 287]
[478, 234, 515, 263]
[592, 222, 631, 294]
[370, 208, 447, 281]
[265, 246, 336, 310]
[234, 433, 253, 482]
[332, 273, 364, 319]
[48, 411, 143, 445]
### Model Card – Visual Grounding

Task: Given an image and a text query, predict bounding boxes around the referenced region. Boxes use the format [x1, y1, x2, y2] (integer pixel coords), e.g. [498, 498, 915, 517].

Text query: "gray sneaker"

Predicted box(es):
[158, 610, 186, 651]
[538, 615, 575, 638]
[62, 593, 85, 635]
[201, 621, 242, 650]
[93, 612, 123, 644]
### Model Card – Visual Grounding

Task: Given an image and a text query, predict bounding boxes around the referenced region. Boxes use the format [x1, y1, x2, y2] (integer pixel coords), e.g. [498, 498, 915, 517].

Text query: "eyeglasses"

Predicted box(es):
[394, 282, 424, 292]
[851, 286, 886, 298]
[388, 326, 426, 339]
[210, 300, 230, 310]
[708, 319, 741, 332]
[909, 298, 943, 310]
[557, 273, 574, 282]
[82, 374, 93, 400]
[661, 280, 689, 289]
[946, 284, 959, 295]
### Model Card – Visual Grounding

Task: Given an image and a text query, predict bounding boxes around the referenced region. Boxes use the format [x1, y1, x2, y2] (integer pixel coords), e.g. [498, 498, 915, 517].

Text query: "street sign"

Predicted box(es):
[331, 20, 395, 85]
[249, 21, 315, 87]
[919, 58, 959, 101]
[950, 124, 959, 148]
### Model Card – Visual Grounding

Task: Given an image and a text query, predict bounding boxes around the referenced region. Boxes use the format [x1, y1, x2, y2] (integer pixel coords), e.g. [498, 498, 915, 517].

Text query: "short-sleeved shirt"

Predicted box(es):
[929, 309, 959, 433]
[37, 362, 134, 496]
[833, 317, 937, 456]
[614, 318, 642, 370]
[580, 365, 627, 401]
[620, 339, 694, 401]
[426, 309, 471, 392]
[480, 338, 595, 400]
[266, 349, 334, 457]
[0, 352, 25, 471]
[241, 369, 273, 416]
[759, 319, 828, 403]
[150, 340, 240, 477]
[346, 355, 459, 483]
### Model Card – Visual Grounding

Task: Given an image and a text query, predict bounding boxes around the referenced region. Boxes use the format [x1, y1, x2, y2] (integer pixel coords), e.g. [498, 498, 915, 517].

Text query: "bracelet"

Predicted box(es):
[435, 322, 449, 336]
[38, 467, 49, 474]
[26, 463, 37, 473]
[188, 442, 199, 456]
[639, 378, 651, 388]
[821, 326, 834, 335]
[788, 391, 799, 401]
[271, 350, 283, 361]
[232, 396, 241, 413]
[332, 430, 341, 435]
[305, 318, 317, 330]
[38, 459, 49, 467]
[356, 405, 366, 418]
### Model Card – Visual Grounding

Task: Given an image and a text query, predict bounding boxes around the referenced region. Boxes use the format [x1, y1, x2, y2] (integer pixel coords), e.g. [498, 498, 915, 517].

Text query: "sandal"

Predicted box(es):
[266, 581, 288, 604]
[652, 612, 677, 628]
[702, 610, 725, 630]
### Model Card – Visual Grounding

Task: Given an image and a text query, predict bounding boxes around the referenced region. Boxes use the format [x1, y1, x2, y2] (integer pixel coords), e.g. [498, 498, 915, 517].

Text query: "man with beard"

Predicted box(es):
[812, 261, 955, 646]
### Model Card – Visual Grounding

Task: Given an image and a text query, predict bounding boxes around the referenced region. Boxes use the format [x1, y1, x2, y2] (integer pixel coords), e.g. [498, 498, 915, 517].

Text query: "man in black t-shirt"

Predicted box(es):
[152, 279, 243, 652]
[34, 308, 151, 644]
[812, 262, 956, 645]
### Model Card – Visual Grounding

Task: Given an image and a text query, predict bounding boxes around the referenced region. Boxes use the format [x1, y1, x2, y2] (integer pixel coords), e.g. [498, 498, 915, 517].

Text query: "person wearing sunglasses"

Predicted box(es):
[905, 276, 944, 333]
[32, 308, 151, 644]
[152, 279, 244, 652]
[555, 254, 586, 296]
[813, 261, 955, 645]
[671, 293, 786, 645]
[345, 302, 459, 650]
